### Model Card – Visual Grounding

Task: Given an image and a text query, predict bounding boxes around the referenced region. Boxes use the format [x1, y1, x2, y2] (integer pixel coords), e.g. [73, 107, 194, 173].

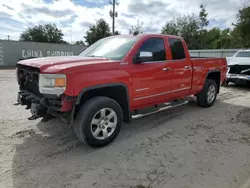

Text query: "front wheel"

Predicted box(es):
[196, 79, 218, 107]
[74, 96, 123, 147]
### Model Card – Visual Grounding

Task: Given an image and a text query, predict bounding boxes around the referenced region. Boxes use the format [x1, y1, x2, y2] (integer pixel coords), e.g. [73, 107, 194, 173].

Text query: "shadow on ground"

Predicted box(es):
[225, 83, 250, 92]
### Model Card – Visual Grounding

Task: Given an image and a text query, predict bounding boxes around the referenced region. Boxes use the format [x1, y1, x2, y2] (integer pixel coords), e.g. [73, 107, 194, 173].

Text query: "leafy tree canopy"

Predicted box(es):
[84, 19, 112, 45]
[20, 24, 66, 43]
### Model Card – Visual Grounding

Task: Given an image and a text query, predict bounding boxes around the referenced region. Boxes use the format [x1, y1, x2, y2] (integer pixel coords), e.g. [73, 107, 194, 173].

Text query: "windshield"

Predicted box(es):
[79, 37, 138, 60]
[236, 52, 250, 57]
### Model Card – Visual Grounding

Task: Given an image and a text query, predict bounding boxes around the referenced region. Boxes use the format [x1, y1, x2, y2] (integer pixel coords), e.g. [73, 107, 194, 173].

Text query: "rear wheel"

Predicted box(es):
[74, 96, 123, 147]
[197, 79, 218, 107]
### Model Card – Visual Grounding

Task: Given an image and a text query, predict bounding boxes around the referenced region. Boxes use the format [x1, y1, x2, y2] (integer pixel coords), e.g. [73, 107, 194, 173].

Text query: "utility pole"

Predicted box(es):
[109, 0, 119, 35]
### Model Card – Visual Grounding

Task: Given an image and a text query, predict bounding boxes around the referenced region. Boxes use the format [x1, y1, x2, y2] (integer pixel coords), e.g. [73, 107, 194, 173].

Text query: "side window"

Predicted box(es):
[138, 38, 166, 61]
[168, 38, 186, 60]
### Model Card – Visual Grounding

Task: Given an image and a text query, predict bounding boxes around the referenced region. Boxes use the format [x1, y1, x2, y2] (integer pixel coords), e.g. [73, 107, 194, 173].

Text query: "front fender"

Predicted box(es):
[75, 83, 130, 105]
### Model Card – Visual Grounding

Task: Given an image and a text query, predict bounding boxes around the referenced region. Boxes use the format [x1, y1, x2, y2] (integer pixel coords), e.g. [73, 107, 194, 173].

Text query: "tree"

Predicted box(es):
[160, 19, 179, 36]
[114, 31, 121, 35]
[212, 29, 235, 49]
[232, 5, 250, 47]
[161, 4, 250, 49]
[20, 24, 66, 43]
[129, 21, 144, 34]
[198, 4, 210, 48]
[230, 27, 243, 48]
[84, 19, 112, 45]
[203, 28, 221, 49]
[74, 40, 85, 45]
[161, 15, 200, 49]
[199, 4, 209, 29]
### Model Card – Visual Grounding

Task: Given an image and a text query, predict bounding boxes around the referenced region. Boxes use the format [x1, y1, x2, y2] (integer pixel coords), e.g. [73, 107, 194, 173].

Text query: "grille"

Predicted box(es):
[17, 65, 42, 97]
[229, 65, 250, 75]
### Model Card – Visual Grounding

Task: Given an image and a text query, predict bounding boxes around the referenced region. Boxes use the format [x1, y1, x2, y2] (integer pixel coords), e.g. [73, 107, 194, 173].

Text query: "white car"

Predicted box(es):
[225, 49, 250, 85]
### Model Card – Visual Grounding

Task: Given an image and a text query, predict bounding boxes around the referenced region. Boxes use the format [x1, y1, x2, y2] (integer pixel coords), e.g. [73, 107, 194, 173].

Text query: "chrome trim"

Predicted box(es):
[163, 67, 171, 71]
[133, 87, 191, 101]
[132, 100, 189, 119]
[184, 65, 191, 69]
[241, 68, 250, 74]
[227, 74, 250, 80]
[141, 59, 187, 64]
[142, 60, 166, 64]
[136, 88, 149, 92]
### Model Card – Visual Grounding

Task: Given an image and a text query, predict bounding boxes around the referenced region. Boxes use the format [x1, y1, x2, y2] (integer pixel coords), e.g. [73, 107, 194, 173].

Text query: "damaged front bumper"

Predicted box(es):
[226, 73, 250, 84]
[226, 65, 250, 84]
[16, 90, 74, 123]
[227, 74, 250, 80]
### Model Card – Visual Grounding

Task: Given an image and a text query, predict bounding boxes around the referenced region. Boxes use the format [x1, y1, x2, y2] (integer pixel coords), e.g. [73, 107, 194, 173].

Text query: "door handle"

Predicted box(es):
[184, 66, 191, 69]
[163, 67, 171, 71]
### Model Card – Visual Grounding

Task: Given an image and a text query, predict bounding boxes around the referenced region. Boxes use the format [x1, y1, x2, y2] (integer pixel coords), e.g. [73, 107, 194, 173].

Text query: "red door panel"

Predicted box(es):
[164, 60, 192, 99]
[130, 62, 175, 108]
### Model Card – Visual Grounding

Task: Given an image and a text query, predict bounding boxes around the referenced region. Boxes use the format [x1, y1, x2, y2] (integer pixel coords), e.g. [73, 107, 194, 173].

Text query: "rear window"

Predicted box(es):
[236, 52, 250, 57]
[168, 38, 186, 60]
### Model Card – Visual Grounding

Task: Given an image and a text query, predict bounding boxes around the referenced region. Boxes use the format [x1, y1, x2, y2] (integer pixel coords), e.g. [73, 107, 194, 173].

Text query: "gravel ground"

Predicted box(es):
[1, 69, 250, 188]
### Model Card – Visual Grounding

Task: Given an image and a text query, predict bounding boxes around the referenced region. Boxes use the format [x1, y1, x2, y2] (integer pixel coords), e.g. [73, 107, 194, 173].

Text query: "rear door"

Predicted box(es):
[165, 37, 192, 98]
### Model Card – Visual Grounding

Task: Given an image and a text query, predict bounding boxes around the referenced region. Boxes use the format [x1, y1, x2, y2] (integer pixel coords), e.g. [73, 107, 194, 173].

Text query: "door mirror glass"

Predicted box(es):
[140, 51, 153, 58]
[135, 51, 153, 64]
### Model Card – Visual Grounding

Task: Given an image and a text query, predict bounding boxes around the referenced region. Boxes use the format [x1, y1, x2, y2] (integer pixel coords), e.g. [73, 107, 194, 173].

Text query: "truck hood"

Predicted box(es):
[17, 56, 112, 72]
[227, 57, 250, 66]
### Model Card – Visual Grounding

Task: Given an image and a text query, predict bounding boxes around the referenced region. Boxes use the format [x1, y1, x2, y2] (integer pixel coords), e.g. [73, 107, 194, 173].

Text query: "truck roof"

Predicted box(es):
[108, 33, 183, 40]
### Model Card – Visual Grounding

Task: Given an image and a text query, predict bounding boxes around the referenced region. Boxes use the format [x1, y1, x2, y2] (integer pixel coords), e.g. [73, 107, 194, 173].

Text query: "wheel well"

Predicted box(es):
[207, 72, 221, 93]
[76, 86, 130, 123]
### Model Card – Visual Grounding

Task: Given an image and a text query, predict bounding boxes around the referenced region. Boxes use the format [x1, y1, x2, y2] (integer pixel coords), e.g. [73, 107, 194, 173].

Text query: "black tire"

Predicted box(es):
[196, 79, 218, 108]
[74, 96, 123, 147]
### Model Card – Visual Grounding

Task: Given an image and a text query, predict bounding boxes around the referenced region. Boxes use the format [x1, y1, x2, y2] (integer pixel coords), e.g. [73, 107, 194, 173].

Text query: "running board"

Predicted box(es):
[132, 100, 189, 119]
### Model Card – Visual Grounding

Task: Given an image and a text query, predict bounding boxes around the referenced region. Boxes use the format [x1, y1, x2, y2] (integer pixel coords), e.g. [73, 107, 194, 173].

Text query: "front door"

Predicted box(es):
[130, 37, 173, 108]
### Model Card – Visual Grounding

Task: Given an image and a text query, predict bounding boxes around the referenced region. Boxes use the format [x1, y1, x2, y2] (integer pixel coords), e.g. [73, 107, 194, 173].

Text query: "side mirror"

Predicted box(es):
[134, 51, 153, 64]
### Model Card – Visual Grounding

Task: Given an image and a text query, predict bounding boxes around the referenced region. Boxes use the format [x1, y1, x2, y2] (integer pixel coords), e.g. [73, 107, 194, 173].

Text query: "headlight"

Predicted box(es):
[39, 74, 66, 95]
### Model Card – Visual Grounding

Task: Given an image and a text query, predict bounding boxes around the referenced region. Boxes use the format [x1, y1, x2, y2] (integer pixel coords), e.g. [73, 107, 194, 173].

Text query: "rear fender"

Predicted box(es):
[205, 70, 221, 93]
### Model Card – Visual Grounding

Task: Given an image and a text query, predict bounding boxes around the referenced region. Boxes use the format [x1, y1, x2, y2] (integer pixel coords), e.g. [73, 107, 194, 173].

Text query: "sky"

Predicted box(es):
[0, 0, 243, 43]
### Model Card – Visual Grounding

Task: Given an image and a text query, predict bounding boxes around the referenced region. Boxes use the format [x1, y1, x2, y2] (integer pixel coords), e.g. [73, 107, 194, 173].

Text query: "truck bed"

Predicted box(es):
[189, 56, 227, 95]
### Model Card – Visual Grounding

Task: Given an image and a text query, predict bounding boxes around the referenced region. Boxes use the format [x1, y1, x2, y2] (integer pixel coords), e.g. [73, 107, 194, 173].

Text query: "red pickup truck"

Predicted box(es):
[16, 33, 227, 147]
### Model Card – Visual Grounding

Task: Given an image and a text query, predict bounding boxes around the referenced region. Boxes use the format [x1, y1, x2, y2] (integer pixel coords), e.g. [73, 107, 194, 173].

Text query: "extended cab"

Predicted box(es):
[16, 34, 227, 147]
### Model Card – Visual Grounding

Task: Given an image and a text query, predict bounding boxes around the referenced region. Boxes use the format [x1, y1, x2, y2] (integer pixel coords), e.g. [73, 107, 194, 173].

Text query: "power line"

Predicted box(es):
[109, 0, 119, 35]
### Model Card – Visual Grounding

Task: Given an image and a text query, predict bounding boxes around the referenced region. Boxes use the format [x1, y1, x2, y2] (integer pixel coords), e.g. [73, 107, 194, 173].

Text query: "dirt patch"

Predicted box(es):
[228, 132, 250, 145]
[10, 129, 35, 139]
[185, 124, 213, 136]
[205, 133, 226, 144]
[235, 108, 250, 125]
